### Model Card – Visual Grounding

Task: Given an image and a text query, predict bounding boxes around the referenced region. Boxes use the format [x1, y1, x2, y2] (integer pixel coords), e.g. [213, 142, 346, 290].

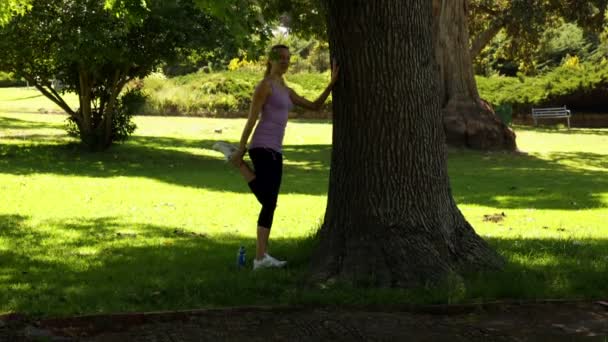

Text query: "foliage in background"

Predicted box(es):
[475, 21, 606, 76]
[266, 32, 330, 73]
[258, 0, 326, 39]
[0, 71, 25, 87]
[477, 59, 608, 114]
[5, 62, 606, 120]
[107, 0, 274, 77]
[140, 69, 331, 116]
[469, 0, 608, 73]
[206, 33, 331, 75]
[0, 0, 31, 26]
[137, 56, 608, 118]
[536, 23, 596, 69]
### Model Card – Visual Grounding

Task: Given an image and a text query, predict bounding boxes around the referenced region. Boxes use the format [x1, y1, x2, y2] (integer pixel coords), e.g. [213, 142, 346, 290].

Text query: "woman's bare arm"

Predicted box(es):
[289, 61, 339, 111]
[231, 80, 271, 164]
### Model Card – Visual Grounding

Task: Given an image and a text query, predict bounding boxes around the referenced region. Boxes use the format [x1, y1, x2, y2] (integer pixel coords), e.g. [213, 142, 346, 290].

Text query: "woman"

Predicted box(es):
[213, 44, 338, 270]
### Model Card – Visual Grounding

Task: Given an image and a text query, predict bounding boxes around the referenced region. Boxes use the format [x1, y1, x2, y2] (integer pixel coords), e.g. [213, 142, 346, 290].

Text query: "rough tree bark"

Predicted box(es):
[434, 0, 516, 150]
[311, 0, 504, 287]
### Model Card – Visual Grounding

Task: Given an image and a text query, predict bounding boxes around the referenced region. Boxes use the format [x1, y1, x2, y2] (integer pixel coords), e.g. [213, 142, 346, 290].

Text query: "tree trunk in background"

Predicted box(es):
[433, 0, 516, 150]
[311, 0, 503, 287]
[470, 16, 505, 59]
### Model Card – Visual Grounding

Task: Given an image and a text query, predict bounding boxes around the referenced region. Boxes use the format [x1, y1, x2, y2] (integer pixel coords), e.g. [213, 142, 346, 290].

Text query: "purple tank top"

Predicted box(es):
[250, 81, 293, 152]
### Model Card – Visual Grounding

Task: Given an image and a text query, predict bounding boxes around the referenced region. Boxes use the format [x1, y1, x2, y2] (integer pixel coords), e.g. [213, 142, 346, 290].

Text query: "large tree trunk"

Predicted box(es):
[434, 0, 516, 150]
[311, 0, 503, 287]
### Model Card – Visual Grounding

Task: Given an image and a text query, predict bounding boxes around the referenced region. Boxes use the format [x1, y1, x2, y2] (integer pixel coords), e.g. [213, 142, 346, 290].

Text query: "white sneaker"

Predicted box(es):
[253, 253, 287, 270]
[265, 253, 287, 267]
[212, 141, 238, 161]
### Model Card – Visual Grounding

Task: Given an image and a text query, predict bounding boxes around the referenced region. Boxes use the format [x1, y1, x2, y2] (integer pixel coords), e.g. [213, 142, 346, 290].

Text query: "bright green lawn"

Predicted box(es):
[0, 87, 79, 114]
[1, 110, 607, 318]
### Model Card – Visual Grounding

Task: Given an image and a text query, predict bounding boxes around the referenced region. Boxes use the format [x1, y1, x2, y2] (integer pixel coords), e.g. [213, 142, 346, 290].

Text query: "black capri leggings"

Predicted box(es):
[248, 148, 283, 229]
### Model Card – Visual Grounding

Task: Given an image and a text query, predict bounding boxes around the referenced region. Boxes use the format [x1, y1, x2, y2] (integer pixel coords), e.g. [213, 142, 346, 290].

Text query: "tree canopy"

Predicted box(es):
[0, 0, 31, 26]
[469, 0, 608, 69]
[0, 0, 269, 149]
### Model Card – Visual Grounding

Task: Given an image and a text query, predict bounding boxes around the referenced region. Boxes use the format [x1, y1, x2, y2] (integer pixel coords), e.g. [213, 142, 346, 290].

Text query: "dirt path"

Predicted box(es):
[2, 301, 607, 341]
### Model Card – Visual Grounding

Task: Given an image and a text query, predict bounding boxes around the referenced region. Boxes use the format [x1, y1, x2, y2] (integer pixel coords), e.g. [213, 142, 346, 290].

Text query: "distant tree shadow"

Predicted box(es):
[0, 136, 331, 196]
[548, 152, 608, 170]
[515, 125, 608, 137]
[0, 116, 63, 130]
[0, 133, 605, 206]
[448, 150, 607, 209]
[4, 94, 45, 101]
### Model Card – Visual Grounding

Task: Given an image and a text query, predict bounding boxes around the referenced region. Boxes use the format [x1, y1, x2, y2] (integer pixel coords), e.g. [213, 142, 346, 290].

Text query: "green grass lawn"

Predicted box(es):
[1, 109, 607, 318]
[0, 87, 79, 114]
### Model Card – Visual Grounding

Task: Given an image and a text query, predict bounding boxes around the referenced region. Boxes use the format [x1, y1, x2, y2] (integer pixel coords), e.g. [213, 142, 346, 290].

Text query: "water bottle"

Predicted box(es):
[236, 246, 246, 268]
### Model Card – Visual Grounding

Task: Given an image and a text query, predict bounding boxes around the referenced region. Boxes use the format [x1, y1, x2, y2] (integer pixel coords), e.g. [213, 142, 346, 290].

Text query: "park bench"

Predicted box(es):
[531, 106, 571, 128]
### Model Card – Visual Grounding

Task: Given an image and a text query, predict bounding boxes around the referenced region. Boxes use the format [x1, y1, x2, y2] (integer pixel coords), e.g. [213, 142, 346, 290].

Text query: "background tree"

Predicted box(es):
[0, 0, 266, 150]
[433, 0, 516, 150]
[310, 0, 503, 287]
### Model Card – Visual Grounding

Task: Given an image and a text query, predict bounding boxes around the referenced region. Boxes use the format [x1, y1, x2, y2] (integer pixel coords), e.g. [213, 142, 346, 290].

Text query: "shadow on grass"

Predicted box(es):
[0, 214, 317, 317]
[2, 134, 71, 141]
[4, 94, 45, 101]
[514, 125, 608, 136]
[448, 149, 607, 209]
[1, 214, 607, 318]
[0, 132, 605, 206]
[466, 236, 608, 300]
[0, 136, 331, 196]
[548, 152, 608, 170]
[130, 136, 332, 172]
[0, 115, 63, 130]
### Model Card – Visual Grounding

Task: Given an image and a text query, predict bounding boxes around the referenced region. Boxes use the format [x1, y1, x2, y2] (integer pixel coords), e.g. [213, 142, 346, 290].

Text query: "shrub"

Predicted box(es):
[112, 89, 143, 141]
[309, 41, 331, 72]
[563, 54, 581, 70]
[0, 71, 26, 87]
[65, 89, 142, 143]
[495, 103, 513, 125]
[140, 69, 333, 116]
[478, 61, 608, 114]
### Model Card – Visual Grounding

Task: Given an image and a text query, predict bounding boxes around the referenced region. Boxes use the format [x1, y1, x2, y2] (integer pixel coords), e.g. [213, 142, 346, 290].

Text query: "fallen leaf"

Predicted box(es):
[116, 232, 137, 239]
[483, 213, 506, 223]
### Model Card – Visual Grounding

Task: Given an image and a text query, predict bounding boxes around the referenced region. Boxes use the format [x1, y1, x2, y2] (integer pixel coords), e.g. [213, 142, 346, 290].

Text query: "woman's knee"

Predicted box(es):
[261, 198, 277, 211]
[258, 204, 277, 229]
